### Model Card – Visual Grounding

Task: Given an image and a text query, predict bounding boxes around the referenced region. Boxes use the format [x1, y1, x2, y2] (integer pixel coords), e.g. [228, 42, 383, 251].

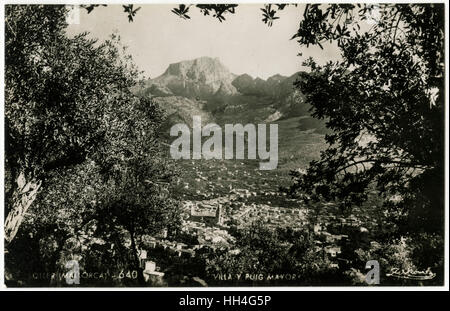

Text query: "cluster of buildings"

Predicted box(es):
[228, 203, 308, 229]
[180, 188, 309, 232]
[138, 188, 378, 280]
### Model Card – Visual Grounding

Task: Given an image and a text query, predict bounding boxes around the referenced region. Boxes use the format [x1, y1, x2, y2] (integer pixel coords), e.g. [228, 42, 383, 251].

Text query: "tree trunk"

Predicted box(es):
[129, 230, 146, 285]
[4, 171, 41, 245]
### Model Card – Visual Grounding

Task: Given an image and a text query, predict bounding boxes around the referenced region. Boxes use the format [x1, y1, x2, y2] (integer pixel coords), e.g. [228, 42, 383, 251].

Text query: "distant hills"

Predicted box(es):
[143, 56, 237, 99]
[136, 56, 327, 133]
[143, 56, 300, 100]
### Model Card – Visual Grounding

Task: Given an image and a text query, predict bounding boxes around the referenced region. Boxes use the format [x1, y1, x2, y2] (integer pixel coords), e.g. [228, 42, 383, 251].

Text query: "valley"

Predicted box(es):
[140, 57, 329, 206]
[132, 57, 340, 285]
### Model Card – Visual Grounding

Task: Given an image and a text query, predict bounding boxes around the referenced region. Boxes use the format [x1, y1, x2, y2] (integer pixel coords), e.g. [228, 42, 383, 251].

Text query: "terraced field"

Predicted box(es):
[168, 116, 328, 207]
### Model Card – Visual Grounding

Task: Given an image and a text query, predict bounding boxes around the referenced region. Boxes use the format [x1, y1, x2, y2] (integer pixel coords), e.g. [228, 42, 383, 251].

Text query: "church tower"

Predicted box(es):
[215, 204, 223, 225]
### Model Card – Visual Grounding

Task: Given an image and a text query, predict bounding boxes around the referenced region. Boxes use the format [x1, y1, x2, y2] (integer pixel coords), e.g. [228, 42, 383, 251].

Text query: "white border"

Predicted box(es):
[0, 0, 448, 292]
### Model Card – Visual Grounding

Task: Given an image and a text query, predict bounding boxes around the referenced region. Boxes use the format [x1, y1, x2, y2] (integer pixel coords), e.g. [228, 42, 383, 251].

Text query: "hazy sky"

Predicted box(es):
[66, 4, 341, 80]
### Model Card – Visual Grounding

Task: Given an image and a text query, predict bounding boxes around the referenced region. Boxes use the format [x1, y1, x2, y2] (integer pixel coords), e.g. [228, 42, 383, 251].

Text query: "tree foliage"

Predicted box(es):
[4, 5, 140, 243]
[287, 4, 445, 235]
[204, 221, 340, 285]
[5, 5, 180, 285]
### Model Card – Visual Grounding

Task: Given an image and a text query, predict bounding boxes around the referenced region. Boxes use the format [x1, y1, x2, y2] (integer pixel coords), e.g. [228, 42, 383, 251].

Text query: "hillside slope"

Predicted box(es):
[141, 57, 322, 127]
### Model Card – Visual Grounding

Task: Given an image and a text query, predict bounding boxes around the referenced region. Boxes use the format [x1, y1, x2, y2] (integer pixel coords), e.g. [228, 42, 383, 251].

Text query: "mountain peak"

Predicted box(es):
[150, 57, 237, 99]
[143, 57, 302, 101]
[163, 57, 229, 77]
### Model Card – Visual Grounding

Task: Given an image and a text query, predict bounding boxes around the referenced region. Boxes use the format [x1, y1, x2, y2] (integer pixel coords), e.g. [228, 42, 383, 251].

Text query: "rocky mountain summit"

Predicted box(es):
[139, 57, 324, 128]
[144, 57, 302, 100]
[146, 57, 238, 99]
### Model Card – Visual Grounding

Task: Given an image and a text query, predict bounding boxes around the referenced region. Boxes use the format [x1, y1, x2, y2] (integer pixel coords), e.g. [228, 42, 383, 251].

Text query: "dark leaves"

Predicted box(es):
[261, 4, 280, 27]
[289, 4, 444, 234]
[171, 4, 191, 20]
[81, 4, 107, 14]
[122, 5, 141, 22]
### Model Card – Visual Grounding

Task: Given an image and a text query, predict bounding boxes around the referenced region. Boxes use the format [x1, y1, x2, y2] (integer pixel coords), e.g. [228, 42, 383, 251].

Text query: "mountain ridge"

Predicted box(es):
[147, 57, 238, 99]
[145, 56, 303, 100]
[138, 57, 325, 129]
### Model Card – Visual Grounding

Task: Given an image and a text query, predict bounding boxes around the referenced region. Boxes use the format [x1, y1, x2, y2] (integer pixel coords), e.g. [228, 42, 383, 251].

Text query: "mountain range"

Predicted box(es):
[136, 56, 326, 132]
